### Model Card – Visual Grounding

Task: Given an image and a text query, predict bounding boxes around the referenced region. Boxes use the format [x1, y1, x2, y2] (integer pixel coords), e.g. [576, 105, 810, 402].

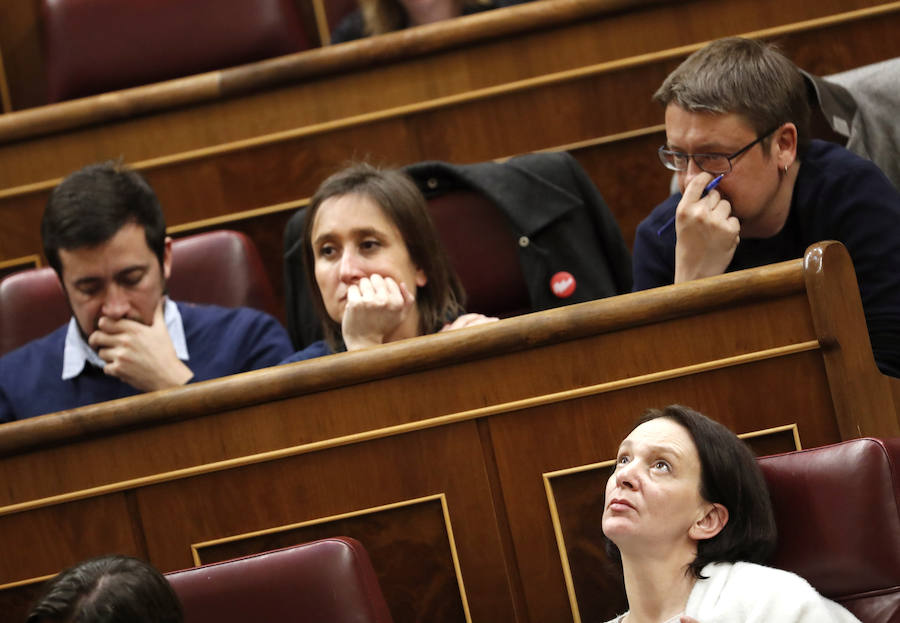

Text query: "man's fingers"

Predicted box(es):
[683, 172, 714, 201]
[709, 198, 732, 219]
[153, 297, 166, 326]
[703, 188, 721, 207]
[96, 346, 115, 364]
[88, 329, 117, 350]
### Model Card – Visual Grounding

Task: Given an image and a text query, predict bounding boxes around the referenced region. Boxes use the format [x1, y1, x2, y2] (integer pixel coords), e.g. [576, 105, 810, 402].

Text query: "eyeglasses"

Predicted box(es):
[658, 126, 780, 175]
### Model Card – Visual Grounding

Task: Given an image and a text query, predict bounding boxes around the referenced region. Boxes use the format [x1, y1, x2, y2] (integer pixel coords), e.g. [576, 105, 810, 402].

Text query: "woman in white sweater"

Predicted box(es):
[601, 405, 861, 623]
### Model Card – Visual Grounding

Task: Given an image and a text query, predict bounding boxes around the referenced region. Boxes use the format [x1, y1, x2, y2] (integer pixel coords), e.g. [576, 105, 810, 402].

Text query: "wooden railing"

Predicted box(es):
[0, 241, 896, 622]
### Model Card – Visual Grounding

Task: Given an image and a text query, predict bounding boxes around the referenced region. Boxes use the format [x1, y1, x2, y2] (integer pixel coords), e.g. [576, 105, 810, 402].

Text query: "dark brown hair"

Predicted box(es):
[301, 163, 465, 349]
[42, 162, 166, 279]
[27, 555, 182, 623]
[654, 37, 810, 153]
[605, 405, 777, 579]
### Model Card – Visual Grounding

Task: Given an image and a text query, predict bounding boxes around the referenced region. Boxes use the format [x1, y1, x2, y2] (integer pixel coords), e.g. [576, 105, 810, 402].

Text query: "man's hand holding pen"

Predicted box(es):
[673, 172, 741, 284]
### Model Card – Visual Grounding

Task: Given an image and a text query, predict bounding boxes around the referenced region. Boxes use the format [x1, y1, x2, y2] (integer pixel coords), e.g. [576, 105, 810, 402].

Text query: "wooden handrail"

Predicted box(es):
[0, 0, 664, 144]
[0, 251, 804, 456]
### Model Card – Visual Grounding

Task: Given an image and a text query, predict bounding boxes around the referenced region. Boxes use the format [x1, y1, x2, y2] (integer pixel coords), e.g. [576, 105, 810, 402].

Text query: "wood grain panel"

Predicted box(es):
[133, 422, 503, 623]
[3, 5, 899, 286]
[194, 496, 467, 623]
[2, 0, 898, 185]
[487, 356, 839, 623]
[0, 244, 897, 622]
[0, 0, 48, 110]
[0, 493, 146, 621]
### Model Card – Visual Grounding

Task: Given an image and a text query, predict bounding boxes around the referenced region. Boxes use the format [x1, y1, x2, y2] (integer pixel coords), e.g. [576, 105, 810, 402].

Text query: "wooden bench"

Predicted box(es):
[2, 0, 899, 319]
[0, 241, 897, 622]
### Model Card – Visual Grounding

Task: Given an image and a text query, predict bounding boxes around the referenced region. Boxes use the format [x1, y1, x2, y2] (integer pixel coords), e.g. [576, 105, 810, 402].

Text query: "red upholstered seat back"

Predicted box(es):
[0, 267, 68, 357]
[0, 230, 277, 356]
[41, 0, 312, 102]
[426, 190, 531, 319]
[758, 437, 900, 623]
[167, 230, 278, 317]
[166, 537, 394, 623]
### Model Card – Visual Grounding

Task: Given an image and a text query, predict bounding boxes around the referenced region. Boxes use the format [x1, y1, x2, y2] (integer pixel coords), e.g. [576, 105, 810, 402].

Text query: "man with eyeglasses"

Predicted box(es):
[631, 37, 900, 377]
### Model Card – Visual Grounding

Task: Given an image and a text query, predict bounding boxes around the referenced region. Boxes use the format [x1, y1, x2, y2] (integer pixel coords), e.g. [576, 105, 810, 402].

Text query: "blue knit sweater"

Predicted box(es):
[633, 140, 900, 377]
[0, 302, 292, 422]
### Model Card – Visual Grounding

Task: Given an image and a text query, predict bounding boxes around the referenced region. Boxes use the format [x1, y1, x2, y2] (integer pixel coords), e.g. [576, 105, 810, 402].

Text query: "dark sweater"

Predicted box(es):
[0, 302, 293, 422]
[632, 140, 900, 377]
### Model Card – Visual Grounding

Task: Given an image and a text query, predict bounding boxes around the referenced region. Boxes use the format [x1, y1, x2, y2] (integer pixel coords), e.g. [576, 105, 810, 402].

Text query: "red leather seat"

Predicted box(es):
[425, 189, 531, 319]
[41, 0, 312, 102]
[0, 230, 277, 356]
[758, 437, 900, 623]
[166, 537, 394, 623]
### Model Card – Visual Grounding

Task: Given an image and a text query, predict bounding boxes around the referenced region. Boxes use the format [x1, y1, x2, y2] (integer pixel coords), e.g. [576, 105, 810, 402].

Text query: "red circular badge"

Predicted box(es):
[550, 271, 576, 298]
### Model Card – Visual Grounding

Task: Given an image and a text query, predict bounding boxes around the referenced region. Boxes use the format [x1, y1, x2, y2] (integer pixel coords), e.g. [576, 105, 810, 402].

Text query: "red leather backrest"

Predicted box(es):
[0, 230, 277, 356]
[167, 230, 278, 318]
[426, 190, 530, 318]
[41, 0, 312, 102]
[758, 437, 900, 623]
[0, 268, 68, 357]
[166, 538, 394, 623]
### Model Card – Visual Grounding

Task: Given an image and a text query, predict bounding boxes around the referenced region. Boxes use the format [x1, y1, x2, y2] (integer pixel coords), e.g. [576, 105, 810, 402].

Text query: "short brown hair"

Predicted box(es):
[42, 162, 166, 279]
[301, 163, 465, 349]
[654, 38, 810, 152]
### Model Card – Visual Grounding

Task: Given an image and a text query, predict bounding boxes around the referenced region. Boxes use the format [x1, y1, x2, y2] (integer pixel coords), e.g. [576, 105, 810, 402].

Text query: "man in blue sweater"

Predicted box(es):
[632, 38, 900, 377]
[0, 162, 292, 422]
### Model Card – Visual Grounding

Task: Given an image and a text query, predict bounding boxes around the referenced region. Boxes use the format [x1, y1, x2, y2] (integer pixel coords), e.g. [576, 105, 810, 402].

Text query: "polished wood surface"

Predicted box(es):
[0, 242, 897, 622]
[0, 0, 322, 112]
[2, 0, 899, 317]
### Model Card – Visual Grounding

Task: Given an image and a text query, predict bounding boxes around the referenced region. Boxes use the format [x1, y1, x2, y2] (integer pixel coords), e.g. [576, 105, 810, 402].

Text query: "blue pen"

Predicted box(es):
[656, 173, 725, 237]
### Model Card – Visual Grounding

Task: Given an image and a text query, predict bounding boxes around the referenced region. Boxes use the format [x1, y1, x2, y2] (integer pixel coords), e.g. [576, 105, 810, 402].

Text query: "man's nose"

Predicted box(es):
[101, 285, 130, 319]
[680, 158, 704, 191]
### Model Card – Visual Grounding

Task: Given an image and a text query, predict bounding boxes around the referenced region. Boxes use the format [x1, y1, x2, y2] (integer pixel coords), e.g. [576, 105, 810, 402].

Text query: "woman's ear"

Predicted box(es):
[689, 503, 728, 541]
[415, 267, 427, 288]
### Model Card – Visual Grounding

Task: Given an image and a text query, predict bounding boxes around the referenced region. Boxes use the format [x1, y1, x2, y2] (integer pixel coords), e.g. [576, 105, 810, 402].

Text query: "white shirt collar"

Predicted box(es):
[61, 297, 189, 380]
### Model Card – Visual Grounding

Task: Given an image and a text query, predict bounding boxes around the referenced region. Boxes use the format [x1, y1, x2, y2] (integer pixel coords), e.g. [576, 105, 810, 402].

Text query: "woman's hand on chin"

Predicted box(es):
[342, 274, 415, 351]
[440, 313, 499, 332]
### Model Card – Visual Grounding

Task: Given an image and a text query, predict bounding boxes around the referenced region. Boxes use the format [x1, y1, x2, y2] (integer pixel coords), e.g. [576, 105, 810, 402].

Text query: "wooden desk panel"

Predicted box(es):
[0, 243, 897, 622]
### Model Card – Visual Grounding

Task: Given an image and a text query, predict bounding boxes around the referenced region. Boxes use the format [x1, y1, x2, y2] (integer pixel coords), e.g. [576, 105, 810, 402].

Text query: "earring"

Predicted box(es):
[783, 164, 789, 174]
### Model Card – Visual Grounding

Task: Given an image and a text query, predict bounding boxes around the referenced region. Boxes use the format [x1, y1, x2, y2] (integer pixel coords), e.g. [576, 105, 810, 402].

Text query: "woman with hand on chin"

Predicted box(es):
[602, 405, 860, 623]
[281, 163, 496, 364]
